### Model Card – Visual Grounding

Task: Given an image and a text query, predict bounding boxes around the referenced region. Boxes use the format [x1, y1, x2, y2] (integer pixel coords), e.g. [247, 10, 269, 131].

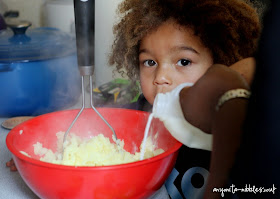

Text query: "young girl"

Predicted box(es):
[109, 0, 262, 198]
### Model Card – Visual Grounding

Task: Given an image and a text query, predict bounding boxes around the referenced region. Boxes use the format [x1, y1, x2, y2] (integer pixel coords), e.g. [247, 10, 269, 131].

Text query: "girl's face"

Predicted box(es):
[139, 20, 213, 104]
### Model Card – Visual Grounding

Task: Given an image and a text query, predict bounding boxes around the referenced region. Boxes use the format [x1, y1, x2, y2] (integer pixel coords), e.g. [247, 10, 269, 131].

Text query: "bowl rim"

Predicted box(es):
[6, 108, 182, 170]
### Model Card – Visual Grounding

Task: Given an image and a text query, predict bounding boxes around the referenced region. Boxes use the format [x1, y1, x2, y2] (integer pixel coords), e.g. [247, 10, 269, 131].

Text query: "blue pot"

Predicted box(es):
[0, 21, 81, 117]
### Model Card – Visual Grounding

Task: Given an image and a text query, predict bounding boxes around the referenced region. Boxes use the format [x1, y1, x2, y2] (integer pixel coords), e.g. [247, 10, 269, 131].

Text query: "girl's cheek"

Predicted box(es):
[139, 80, 154, 105]
[141, 85, 152, 103]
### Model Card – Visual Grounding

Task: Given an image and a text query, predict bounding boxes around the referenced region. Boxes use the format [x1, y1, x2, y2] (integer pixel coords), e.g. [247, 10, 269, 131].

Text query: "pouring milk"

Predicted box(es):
[140, 83, 212, 160]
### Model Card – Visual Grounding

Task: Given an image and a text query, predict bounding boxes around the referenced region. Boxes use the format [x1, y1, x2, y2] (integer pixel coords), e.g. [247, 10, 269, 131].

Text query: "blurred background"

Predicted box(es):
[0, 0, 124, 87]
[0, 0, 271, 117]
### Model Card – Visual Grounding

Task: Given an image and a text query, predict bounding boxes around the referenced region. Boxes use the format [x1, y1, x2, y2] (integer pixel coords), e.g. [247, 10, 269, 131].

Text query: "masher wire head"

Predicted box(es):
[89, 76, 117, 140]
[63, 76, 117, 148]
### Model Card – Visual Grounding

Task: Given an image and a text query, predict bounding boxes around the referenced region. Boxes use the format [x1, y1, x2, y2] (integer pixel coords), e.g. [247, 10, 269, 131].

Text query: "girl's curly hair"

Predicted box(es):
[109, 0, 262, 80]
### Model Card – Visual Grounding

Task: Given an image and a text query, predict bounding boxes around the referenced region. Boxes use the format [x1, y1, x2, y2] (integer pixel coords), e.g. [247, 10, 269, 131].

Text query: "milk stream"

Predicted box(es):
[140, 113, 154, 160]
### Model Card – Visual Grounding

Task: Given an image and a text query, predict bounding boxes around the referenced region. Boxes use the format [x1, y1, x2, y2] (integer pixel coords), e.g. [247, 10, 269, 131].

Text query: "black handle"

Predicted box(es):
[74, 0, 95, 76]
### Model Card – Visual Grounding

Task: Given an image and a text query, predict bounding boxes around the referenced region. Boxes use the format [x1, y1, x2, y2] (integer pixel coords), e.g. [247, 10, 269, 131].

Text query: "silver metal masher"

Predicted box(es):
[63, 0, 117, 148]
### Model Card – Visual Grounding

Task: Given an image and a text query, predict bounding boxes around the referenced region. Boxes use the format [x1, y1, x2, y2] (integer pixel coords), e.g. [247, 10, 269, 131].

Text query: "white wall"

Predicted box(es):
[1, 0, 44, 27]
[2, 0, 124, 86]
[95, 0, 124, 86]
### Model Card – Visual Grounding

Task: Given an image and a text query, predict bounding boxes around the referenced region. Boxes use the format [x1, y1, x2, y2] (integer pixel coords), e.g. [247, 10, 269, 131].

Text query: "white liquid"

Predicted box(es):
[140, 113, 154, 160]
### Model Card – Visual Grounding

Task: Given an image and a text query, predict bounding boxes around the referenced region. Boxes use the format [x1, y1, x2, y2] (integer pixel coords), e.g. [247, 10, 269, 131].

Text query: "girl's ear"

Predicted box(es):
[229, 57, 256, 86]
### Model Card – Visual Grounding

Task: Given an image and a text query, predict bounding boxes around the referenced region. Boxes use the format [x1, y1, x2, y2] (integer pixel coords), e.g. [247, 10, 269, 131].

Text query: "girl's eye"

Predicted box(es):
[177, 59, 191, 67]
[143, 60, 157, 67]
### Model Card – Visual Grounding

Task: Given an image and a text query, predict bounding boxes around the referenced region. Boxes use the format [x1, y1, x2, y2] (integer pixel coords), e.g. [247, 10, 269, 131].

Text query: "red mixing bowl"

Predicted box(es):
[6, 108, 182, 199]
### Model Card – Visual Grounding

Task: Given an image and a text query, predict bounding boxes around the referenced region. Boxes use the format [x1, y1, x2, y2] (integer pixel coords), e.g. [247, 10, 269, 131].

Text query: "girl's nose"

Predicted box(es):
[153, 65, 172, 86]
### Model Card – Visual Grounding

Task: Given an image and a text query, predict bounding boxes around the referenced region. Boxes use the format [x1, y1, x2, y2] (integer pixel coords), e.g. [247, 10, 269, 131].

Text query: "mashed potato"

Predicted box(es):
[30, 131, 164, 166]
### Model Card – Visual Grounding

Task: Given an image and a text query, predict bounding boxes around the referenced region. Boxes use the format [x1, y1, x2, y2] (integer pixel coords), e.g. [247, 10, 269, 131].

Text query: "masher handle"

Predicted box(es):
[74, 0, 95, 76]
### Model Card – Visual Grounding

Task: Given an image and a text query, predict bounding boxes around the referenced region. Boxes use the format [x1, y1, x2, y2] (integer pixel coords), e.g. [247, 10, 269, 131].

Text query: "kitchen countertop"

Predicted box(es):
[0, 89, 169, 199]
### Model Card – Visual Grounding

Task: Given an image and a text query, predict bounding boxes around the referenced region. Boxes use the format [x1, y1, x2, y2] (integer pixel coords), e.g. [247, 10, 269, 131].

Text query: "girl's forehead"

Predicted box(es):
[140, 20, 206, 51]
[147, 19, 193, 34]
[141, 20, 196, 41]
